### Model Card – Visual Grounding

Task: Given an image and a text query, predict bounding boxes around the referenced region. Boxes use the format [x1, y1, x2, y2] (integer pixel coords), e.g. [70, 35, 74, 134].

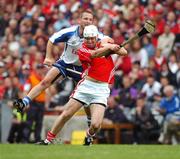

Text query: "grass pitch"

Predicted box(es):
[1, 144, 180, 159]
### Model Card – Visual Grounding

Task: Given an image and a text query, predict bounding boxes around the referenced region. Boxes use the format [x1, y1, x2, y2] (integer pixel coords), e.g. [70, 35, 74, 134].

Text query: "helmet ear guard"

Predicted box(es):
[83, 25, 98, 38]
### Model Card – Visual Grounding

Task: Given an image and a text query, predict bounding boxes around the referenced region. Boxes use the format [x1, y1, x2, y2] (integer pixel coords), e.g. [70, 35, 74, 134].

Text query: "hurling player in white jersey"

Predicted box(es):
[36, 25, 127, 145]
[13, 9, 112, 128]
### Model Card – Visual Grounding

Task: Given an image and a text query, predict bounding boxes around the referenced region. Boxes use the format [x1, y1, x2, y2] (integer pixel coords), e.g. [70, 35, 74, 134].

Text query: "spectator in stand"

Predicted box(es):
[168, 54, 179, 87]
[152, 48, 167, 72]
[22, 64, 48, 143]
[173, 43, 180, 62]
[35, 35, 47, 53]
[18, 37, 29, 55]
[53, 12, 71, 32]
[142, 67, 153, 81]
[157, 24, 175, 58]
[116, 75, 138, 121]
[159, 76, 170, 98]
[174, 0, 180, 17]
[36, 16, 47, 34]
[118, 0, 134, 20]
[128, 61, 144, 89]
[102, 18, 113, 37]
[0, 62, 6, 99]
[112, 28, 124, 45]
[3, 75, 25, 144]
[141, 75, 162, 108]
[166, 11, 179, 35]
[0, 11, 10, 37]
[157, 85, 180, 144]
[115, 55, 132, 75]
[132, 94, 160, 144]
[151, 48, 167, 81]
[142, 36, 155, 58]
[104, 96, 128, 124]
[19, 64, 31, 85]
[160, 63, 171, 78]
[8, 19, 18, 36]
[150, 3, 166, 45]
[3, 77, 20, 101]
[129, 39, 149, 68]
[164, 0, 176, 12]
[7, 108, 26, 143]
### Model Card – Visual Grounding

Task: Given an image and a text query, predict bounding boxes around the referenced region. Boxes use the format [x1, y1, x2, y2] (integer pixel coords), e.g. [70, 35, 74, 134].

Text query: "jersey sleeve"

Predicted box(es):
[77, 47, 92, 70]
[77, 47, 92, 63]
[49, 27, 76, 44]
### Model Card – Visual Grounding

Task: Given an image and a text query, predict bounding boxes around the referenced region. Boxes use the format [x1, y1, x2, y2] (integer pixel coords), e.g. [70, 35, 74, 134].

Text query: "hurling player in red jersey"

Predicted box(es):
[37, 25, 127, 146]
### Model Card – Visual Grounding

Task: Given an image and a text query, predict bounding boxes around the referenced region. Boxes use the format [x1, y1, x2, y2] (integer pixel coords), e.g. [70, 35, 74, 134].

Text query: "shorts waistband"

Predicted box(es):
[84, 78, 109, 87]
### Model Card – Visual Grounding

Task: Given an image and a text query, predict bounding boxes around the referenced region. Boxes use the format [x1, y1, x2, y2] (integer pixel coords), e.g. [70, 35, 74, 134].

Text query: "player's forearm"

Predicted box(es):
[113, 47, 128, 56]
[90, 46, 112, 58]
[46, 40, 54, 59]
[91, 46, 127, 58]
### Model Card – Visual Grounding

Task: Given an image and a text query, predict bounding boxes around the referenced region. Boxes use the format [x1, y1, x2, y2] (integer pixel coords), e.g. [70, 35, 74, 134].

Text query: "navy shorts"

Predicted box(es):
[53, 59, 83, 82]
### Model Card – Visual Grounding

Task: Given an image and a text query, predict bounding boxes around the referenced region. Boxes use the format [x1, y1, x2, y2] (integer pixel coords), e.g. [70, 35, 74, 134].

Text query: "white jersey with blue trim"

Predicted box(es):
[49, 25, 105, 66]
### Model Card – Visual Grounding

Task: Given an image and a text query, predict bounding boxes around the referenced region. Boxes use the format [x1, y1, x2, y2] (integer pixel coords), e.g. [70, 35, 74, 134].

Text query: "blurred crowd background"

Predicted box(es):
[0, 0, 179, 145]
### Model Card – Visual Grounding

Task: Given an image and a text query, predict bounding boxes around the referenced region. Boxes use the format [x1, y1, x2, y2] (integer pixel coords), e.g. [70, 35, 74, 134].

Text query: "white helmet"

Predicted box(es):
[83, 25, 98, 38]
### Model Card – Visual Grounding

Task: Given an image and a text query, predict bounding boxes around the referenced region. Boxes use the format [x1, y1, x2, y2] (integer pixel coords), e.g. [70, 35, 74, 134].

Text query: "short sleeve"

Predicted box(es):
[77, 48, 92, 63]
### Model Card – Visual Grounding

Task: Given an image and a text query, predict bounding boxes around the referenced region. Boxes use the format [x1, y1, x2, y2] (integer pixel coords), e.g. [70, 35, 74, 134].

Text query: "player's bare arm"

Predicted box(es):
[44, 40, 55, 66]
[90, 43, 127, 58]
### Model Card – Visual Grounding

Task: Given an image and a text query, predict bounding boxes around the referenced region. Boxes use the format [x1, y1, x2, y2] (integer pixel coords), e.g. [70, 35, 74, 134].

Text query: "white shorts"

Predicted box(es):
[71, 79, 110, 106]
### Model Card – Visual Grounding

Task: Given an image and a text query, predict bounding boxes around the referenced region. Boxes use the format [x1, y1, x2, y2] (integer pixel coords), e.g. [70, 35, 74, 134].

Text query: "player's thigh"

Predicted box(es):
[90, 104, 105, 124]
[63, 98, 83, 116]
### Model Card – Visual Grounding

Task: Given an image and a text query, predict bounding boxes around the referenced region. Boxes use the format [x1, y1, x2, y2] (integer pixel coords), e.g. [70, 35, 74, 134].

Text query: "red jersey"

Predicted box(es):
[77, 42, 115, 84]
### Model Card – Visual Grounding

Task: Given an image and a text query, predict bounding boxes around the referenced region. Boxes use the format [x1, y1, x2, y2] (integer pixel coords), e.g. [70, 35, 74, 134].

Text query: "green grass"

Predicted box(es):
[1, 144, 180, 159]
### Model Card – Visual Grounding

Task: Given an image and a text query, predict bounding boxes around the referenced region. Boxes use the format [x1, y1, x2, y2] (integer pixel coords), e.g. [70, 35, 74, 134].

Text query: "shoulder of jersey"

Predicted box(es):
[62, 25, 79, 33]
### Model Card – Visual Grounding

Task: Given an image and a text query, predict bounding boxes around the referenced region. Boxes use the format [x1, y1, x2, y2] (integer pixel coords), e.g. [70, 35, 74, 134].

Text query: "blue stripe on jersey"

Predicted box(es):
[49, 25, 79, 44]
[54, 31, 74, 43]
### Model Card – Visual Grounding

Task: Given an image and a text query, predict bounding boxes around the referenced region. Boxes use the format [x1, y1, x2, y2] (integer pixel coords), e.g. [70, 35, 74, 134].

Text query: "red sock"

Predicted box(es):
[46, 131, 56, 142]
